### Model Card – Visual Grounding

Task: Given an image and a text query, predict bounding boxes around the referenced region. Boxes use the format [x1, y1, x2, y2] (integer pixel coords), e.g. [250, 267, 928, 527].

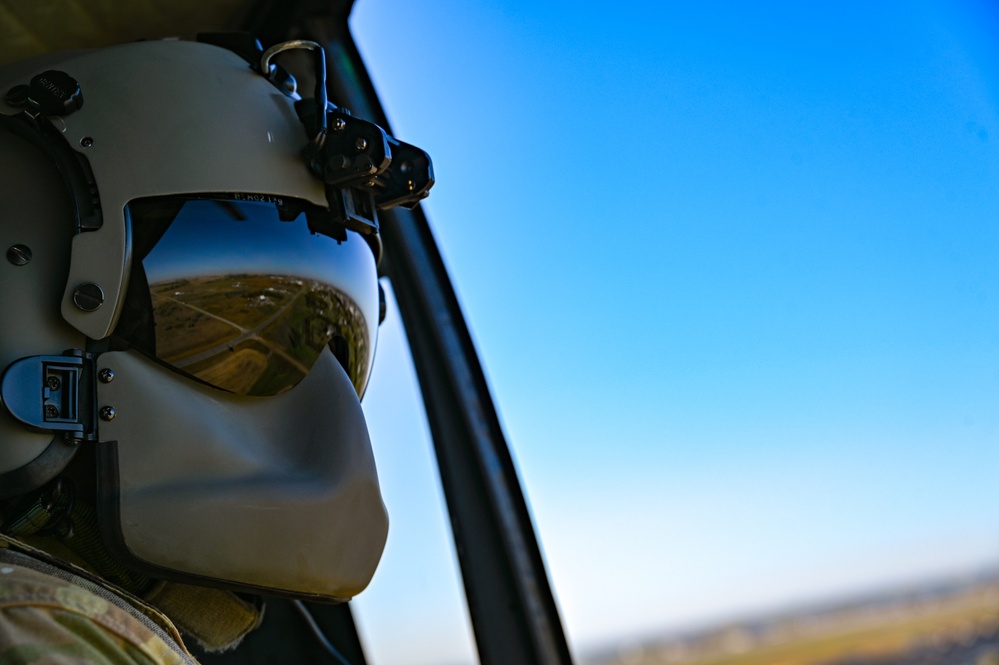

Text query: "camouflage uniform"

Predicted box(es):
[0, 535, 197, 665]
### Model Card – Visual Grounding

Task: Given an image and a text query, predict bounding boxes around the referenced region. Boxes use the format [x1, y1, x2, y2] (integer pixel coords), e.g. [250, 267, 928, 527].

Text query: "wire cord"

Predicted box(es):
[292, 600, 353, 665]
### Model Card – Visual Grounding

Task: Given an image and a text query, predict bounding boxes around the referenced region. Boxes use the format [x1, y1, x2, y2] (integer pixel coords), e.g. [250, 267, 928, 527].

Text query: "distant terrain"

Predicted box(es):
[587, 570, 999, 665]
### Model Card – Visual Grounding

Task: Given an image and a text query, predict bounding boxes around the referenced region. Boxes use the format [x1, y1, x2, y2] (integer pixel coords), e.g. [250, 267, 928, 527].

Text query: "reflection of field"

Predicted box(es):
[189, 348, 268, 395]
[165, 275, 297, 329]
[148, 296, 241, 361]
[149, 274, 368, 396]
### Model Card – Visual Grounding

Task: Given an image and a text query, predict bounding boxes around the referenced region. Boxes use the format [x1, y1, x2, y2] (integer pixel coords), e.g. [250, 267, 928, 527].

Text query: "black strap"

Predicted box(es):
[0, 436, 79, 500]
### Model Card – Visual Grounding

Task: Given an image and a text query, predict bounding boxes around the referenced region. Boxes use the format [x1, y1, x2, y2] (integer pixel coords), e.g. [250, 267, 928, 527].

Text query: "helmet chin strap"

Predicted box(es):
[0, 435, 81, 500]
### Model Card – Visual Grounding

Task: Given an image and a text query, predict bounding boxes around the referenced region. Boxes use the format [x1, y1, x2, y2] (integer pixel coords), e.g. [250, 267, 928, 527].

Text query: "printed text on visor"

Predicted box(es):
[113, 197, 378, 397]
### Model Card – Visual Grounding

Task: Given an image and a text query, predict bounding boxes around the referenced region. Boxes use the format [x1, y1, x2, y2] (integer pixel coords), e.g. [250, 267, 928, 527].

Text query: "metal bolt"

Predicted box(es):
[99, 406, 116, 421]
[355, 137, 367, 151]
[44, 404, 59, 418]
[6, 244, 31, 266]
[46, 376, 60, 390]
[332, 117, 346, 132]
[80, 136, 94, 148]
[72, 282, 104, 311]
[98, 368, 114, 383]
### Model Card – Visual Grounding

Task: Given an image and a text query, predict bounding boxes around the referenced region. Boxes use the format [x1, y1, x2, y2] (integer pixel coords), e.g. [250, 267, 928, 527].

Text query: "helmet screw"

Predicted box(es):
[72, 282, 104, 311]
[98, 368, 115, 383]
[46, 376, 61, 390]
[80, 136, 94, 148]
[355, 137, 367, 151]
[6, 244, 31, 266]
[332, 117, 347, 132]
[44, 404, 59, 418]
[99, 406, 116, 421]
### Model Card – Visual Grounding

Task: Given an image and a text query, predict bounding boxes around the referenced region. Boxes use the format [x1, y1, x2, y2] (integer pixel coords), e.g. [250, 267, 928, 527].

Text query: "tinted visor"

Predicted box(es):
[116, 197, 378, 397]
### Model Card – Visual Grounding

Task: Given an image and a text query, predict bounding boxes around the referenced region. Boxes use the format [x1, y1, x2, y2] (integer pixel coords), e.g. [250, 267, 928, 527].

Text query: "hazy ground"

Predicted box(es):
[587, 573, 999, 665]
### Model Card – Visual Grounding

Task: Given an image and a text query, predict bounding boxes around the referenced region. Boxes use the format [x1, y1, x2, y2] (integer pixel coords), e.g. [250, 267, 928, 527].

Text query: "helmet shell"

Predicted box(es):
[0, 40, 328, 340]
[0, 40, 388, 599]
[0, 129, 87, 484]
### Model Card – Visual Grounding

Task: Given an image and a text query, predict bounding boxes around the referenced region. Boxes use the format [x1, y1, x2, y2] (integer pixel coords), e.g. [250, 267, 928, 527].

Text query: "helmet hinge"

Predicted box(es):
[1, 350, 97, 444]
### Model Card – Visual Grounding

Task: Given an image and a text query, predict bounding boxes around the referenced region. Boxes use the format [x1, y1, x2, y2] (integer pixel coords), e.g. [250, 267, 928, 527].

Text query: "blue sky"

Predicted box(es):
[347, 2, 999, 663]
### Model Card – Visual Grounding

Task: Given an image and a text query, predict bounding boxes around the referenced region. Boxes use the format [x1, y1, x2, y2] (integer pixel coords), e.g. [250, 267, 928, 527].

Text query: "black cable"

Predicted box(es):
[292, 600, 352, 665]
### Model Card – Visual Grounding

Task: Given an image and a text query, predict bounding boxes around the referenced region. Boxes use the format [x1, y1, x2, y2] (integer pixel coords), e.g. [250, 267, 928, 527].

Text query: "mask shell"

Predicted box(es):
[94, 348, 388, 599]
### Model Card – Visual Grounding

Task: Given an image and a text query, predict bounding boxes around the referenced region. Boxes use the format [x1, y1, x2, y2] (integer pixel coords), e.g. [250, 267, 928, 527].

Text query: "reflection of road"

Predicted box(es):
[163, 285, 311, 374]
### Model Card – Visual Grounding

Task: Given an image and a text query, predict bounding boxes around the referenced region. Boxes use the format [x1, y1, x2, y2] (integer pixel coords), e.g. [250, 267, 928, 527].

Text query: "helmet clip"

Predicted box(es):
[297, 104, 435, 235]
[1, 350, 98, 444]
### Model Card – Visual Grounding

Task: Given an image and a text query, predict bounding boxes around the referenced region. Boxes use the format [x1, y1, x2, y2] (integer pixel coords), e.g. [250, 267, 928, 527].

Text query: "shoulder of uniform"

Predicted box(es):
[0, 537, 198, 664]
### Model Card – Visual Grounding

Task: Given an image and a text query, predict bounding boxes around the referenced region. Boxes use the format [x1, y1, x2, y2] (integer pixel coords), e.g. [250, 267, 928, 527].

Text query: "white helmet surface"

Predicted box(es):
[0, 37, 429, 601]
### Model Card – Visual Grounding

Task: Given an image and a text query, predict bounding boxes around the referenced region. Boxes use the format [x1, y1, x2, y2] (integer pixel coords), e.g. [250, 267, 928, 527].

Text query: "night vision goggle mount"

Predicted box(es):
[197, 34, 434, 239]
[257, 39, 435, 239]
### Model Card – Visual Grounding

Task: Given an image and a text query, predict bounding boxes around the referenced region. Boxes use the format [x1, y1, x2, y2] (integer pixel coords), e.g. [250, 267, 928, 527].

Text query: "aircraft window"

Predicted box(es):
[352, 280, 478, 665]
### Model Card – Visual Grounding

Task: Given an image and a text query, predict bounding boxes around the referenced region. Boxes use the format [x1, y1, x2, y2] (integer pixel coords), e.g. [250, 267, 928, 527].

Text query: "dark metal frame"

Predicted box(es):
[321, 12, 574, 665]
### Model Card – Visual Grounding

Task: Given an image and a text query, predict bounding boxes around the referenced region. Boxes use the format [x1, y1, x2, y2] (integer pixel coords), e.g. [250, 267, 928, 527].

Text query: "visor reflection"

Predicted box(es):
[151, 274, 368, 396]
[122, 197, 375, 397]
